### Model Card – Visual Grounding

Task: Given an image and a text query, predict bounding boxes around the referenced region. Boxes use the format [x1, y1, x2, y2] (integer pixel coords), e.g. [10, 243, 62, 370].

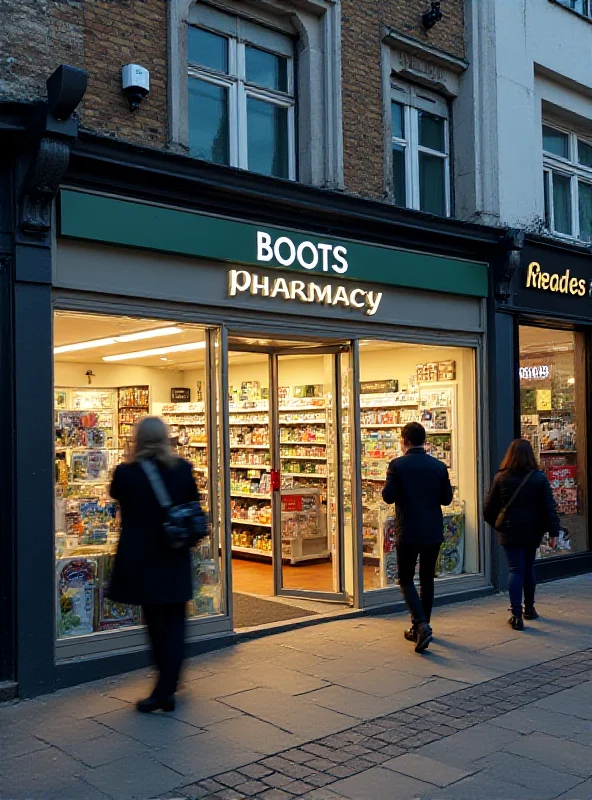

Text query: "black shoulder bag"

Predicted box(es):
[495, 471, 534, 531]
[141, 460, 209, 549]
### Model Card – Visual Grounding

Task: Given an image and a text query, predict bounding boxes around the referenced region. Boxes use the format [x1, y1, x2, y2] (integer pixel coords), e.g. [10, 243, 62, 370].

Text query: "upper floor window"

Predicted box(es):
[543, 123, 592, 242]
[555, 0, 592, 19]
[390, 82, 450, 217]
[187, 7, 296, 180]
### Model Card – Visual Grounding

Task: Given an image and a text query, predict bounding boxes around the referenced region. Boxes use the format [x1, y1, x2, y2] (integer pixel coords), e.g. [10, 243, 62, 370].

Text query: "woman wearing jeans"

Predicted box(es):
[484, 439, 559, 630]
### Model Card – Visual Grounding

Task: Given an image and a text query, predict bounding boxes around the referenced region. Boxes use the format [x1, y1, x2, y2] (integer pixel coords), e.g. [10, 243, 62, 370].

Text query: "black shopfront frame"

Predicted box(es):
[491, 236, 592, 587]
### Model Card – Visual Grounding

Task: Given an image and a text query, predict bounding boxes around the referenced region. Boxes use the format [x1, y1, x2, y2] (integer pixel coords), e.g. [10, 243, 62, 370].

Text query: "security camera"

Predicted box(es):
[121, 64, 150, 111]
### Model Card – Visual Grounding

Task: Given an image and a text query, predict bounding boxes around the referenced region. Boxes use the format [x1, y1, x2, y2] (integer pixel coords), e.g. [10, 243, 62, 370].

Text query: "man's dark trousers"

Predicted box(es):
[396, 544, 441, 627]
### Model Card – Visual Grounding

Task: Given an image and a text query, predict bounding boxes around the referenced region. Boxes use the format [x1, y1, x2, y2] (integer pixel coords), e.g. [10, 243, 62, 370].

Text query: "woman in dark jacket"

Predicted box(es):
[109, 416, 199, 713]
[484, 439, 560, 630]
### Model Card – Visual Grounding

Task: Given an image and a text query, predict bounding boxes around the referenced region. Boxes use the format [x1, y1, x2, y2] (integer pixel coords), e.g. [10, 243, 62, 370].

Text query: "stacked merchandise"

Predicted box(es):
[360, 370, 464, 581]
[162, 402, 209, 500]
[55, 388, 141, 638]
[118, 386, 149, 458]
[162, 401, 221, 612]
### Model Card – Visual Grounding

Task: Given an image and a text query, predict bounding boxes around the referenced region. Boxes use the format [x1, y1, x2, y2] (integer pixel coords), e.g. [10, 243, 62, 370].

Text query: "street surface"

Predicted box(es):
[1, 575, 591, 800]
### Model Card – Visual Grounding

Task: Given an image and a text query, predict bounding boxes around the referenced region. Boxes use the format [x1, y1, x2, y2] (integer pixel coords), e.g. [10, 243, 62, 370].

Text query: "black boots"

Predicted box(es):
[524, 606, 539, 620]
[136, 695, 176, 713]
[404, 627, 418, 643]
[508, 615, 524, 631]
[415, 623, 433, 653]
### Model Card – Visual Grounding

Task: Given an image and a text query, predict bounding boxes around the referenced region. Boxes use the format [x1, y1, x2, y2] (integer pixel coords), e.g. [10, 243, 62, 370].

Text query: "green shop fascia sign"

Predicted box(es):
[59, 190, 488, 298]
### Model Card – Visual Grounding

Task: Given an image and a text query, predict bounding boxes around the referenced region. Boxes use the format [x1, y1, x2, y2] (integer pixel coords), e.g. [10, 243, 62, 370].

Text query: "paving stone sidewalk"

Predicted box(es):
[1, 575, 591, 800]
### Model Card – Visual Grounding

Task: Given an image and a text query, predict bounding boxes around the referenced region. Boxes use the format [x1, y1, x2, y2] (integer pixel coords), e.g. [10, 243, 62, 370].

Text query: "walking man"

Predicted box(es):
[382, 422, 453, 652]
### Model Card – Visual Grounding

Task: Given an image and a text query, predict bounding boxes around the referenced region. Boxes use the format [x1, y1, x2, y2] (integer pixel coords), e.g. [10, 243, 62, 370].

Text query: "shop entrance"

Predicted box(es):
[228, 337, 352, 622]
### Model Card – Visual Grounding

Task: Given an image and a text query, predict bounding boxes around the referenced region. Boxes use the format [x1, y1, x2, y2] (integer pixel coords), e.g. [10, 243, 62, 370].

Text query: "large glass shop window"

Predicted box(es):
[519, 326, 588, 558]
[53, 311, 223, 640]
[359, 341, 479, 591]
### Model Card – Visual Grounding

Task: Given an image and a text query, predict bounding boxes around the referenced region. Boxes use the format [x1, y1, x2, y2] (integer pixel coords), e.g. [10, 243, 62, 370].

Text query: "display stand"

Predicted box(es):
[281, 489, 328, 564]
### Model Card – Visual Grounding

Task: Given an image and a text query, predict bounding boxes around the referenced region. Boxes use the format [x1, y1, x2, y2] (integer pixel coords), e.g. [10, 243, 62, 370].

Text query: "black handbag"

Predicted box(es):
[141, 460, 209, 549]
[494, 471, 534, 531]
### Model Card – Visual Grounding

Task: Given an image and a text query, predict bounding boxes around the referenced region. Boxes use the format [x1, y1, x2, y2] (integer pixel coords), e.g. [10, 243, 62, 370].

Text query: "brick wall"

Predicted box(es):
[341, 0, 465, 199]
[0, 0, 464, 197]
[0, 0, 167, 148]
[82, 0, 167, 146]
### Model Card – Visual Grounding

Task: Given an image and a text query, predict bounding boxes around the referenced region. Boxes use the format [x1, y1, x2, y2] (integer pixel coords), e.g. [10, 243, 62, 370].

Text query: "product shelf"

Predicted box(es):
[231, 518, 272, 528]
[280, 455, 327, 461]
[229, 463, 271, 470]
[229, 444, 269, 449]
[231, 492, 271, 499]
[280, 440, 327, 445]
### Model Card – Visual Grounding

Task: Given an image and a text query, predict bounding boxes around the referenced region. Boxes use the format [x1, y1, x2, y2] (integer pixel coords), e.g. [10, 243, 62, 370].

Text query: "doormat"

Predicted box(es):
[233, 593, 318, 629]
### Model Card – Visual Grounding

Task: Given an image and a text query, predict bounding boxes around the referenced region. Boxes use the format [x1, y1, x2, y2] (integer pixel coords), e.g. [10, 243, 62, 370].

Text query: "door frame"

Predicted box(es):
[270, 345, 351, 603]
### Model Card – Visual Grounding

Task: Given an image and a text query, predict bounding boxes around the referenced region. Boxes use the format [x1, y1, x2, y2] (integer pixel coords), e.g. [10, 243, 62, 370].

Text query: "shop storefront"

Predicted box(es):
[491, 237, 592, 584]
[6, 149, 505, 696]
[41, 189, 491, 686]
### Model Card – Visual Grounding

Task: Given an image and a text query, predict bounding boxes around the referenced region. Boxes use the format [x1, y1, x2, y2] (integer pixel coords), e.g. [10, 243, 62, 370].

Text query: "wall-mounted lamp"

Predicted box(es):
[422, 1, 443, 31]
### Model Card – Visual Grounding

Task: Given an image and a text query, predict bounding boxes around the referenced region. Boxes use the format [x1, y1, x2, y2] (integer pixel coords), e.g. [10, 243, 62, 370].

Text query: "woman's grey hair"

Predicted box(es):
[131, 416, 177, 467]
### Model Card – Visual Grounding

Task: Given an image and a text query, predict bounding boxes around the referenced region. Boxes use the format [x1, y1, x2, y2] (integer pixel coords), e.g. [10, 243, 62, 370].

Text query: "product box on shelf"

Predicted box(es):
[56, 557, 98, 637]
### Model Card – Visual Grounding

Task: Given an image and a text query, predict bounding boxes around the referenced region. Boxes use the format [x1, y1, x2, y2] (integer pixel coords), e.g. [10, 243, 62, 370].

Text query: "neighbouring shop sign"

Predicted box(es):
[519, 365, 550, 380]
[525, 262, 588, 297]
[228, 270, 383, 316]
[59, 190, 488, 298]
[512, 245, 592, 320]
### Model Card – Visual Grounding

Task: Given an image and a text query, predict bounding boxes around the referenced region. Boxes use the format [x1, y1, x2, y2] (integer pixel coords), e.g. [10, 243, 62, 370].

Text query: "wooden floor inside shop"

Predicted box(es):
[231, 557, 384, 597]
[232, 557, 336, 596]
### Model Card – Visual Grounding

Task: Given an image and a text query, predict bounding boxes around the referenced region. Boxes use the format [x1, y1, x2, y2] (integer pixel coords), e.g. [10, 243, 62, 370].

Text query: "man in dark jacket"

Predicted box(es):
[382, 422, 453, 652]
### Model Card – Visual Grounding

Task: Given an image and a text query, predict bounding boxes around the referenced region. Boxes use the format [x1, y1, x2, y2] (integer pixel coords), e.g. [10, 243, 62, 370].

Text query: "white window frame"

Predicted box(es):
[542, 121, 592, 243]
[187, 16, 296, 179]
[555, 0, 592, 19]
[390, 82, 451, 217]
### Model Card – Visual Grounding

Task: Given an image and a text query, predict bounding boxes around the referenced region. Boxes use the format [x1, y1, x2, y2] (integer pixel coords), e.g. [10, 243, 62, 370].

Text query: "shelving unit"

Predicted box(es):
[161, 402, 209, 501]
[117, 386, 149, 453]
[360, 384, 462, 575]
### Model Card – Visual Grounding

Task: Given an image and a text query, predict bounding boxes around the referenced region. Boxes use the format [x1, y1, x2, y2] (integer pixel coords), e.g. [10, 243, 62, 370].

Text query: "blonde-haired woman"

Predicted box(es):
[108, 416, 199, 713]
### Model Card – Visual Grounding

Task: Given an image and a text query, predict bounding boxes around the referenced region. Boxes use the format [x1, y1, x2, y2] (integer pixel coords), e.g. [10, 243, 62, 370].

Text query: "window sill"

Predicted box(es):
[539, 229, 592, 249]
[548, 0, 592, 24]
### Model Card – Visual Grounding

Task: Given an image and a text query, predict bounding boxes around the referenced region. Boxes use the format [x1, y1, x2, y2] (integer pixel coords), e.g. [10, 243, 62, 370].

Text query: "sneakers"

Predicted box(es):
[415, 623, 433, 653]
[404, 627, 418, 643]
[508, 615, 525, 631]
[524, 606, 539, 620]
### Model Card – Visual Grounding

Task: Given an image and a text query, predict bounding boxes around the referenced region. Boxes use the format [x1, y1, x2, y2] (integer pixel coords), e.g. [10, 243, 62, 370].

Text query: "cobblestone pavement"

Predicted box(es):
[1, 575, 591, 800]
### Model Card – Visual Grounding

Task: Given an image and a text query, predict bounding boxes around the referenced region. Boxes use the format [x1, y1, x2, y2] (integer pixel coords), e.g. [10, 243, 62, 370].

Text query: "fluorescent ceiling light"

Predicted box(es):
[103, 341, 206, 362]
[54, 326, 182, 354]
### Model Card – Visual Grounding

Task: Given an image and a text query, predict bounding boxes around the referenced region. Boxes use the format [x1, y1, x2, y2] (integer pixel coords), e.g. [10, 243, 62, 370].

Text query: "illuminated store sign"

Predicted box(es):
[257, 232, 348, 274]
[228, 270, 383, 316]
[526, 262, 588, 297]
[519, 365, 550, 380]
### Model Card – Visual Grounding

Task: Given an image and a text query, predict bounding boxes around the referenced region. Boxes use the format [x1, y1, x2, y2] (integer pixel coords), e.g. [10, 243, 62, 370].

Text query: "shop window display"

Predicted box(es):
[54, 312, 223, 641]
[519, 326, 588, 558]
[360, 342, 479, 591]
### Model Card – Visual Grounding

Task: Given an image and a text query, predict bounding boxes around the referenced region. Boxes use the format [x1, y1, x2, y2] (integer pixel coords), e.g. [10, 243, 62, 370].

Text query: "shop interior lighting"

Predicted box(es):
[568, 377, 576, 385]
[103, 341, 206, 362]
[54, 326, 183, 354]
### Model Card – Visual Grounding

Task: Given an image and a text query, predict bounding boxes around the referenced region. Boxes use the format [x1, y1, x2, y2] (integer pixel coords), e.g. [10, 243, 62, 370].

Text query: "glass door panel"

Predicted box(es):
[275, 351, 343, 595]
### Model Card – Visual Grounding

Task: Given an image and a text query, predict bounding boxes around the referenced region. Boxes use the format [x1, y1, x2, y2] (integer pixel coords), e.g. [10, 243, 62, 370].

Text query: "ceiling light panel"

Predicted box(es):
[54, 326, 183, 354]
[103, 341, 206, 362]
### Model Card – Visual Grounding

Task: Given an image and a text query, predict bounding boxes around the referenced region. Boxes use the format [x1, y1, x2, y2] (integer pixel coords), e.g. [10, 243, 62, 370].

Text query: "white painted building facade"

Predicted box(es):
[459, 0, 592, 242]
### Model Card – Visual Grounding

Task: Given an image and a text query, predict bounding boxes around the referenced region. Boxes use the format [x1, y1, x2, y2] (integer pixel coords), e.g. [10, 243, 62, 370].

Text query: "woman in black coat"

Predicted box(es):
[484, 439, 560, 630]
[108, 416, 199, 712]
